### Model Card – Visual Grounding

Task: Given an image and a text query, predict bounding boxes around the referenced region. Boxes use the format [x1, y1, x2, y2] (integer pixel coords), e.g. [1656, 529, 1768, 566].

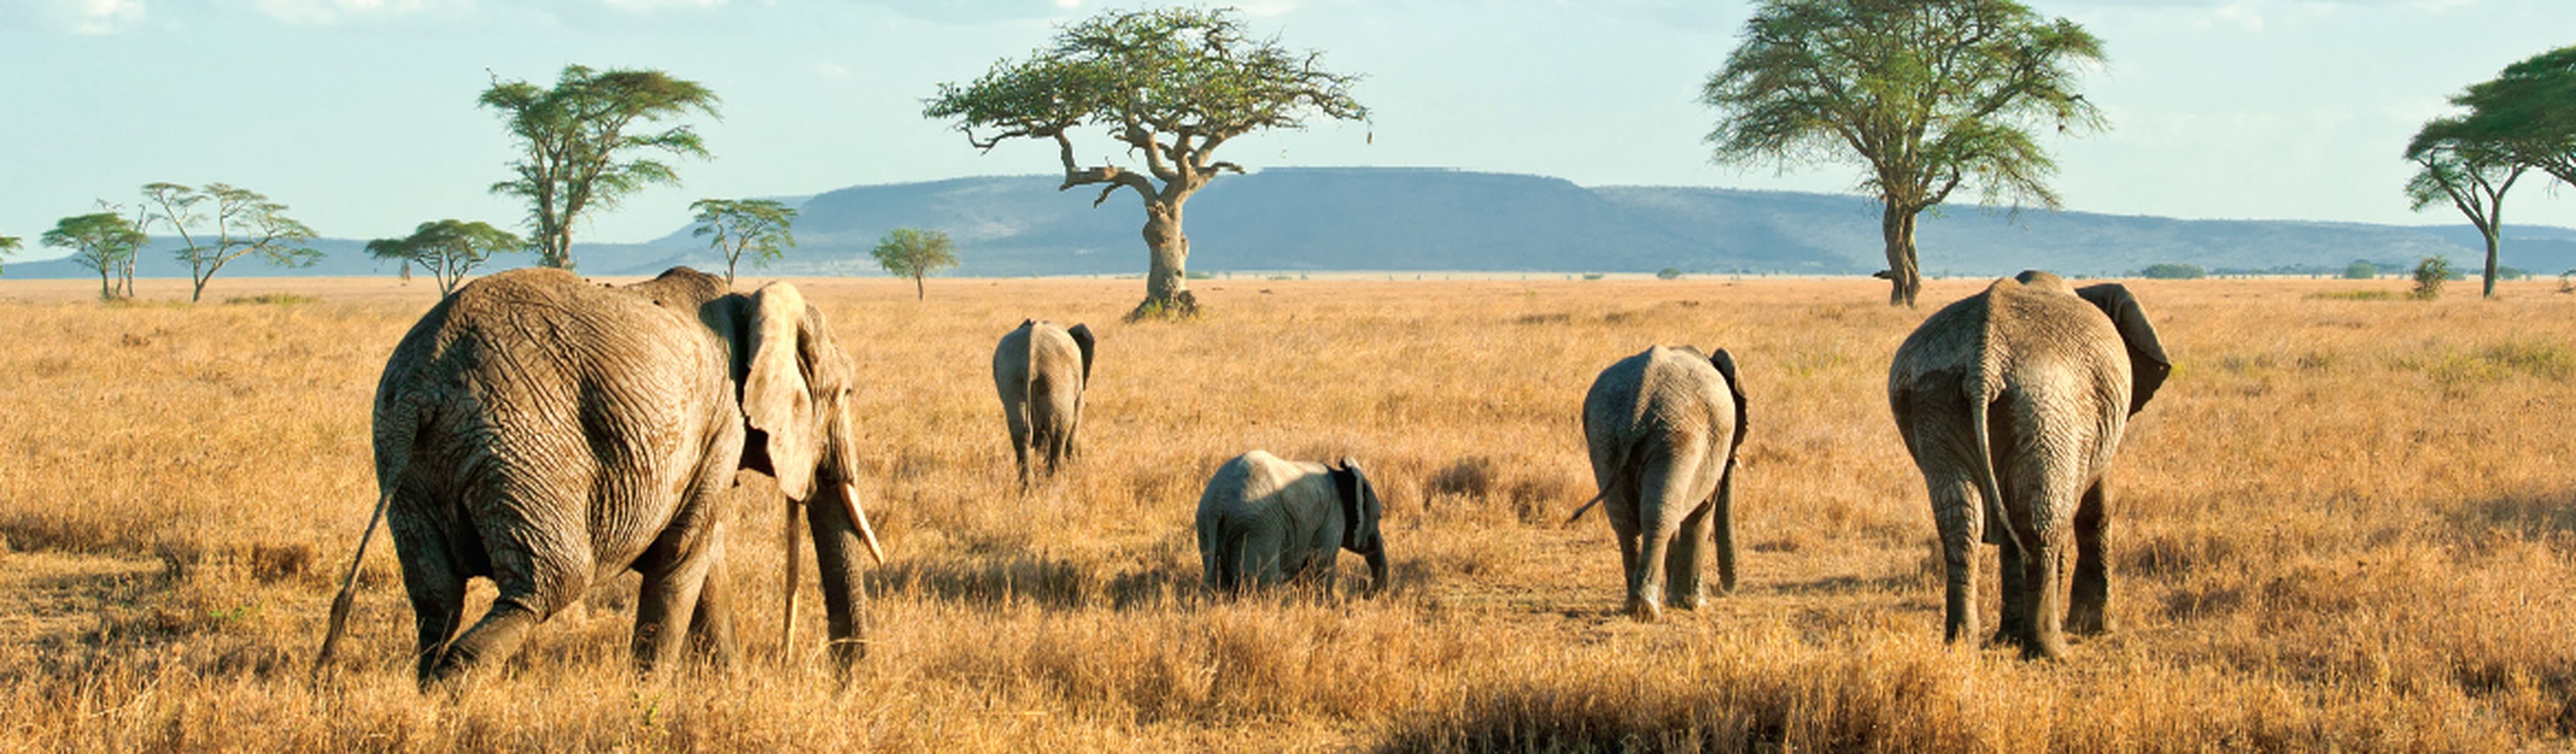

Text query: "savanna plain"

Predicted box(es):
[1, 274, 2572, 751]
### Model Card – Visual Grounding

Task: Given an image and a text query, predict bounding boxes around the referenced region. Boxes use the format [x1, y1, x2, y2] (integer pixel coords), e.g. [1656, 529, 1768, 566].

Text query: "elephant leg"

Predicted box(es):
[690, 538, 737, 669]
[1605, 484, 1642, 601]
[2020, 536, 2072, 661]
[1922, 474, 1983, 647]
[391, 509, 467, 686]
[426, 489, 590, 689]
[427, 573, 577, 689]
[1664, 500, 1712, 611]
[808, 491, 872, 679]
[1626, 457, 1700, 623]
[631, 534, 714, 676]
[1990, 539, 2029, 648]
[2067, 478, 2112, 636]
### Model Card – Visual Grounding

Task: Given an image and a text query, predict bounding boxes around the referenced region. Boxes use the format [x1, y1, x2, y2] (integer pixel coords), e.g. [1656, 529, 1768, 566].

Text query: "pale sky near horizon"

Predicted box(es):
[3, 0, 2573, 260]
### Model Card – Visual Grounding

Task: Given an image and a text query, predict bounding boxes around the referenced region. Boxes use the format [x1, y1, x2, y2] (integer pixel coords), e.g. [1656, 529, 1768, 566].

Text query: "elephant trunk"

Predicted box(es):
[805, 481, 875, 678]
[1363, 543, 1390, 597]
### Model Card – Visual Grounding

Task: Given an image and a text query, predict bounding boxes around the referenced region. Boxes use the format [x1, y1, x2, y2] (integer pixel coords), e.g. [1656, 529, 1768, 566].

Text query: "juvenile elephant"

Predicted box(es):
[315, 267, 886, 688]
[1196, 451, 1389, 596]
[992, 319, 1095, 485]
[1888, 270, 2169, 660]
[1578, 345, 1748, 621]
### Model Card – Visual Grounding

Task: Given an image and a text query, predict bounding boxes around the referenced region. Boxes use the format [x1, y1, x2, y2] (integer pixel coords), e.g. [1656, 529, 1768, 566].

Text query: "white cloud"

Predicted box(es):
[44, 0, 145, 34]
[249, 0, 458, 25]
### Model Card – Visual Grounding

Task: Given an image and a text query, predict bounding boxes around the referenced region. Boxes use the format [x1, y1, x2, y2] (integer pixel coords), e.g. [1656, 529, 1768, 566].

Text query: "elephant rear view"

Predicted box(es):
[1196, 451, 1389, 596]
[314, 267, 887, 689]
[1580, 345, 1748, 622]
[993, 319, 1095, 485]
[1889, 270, 2169, 660]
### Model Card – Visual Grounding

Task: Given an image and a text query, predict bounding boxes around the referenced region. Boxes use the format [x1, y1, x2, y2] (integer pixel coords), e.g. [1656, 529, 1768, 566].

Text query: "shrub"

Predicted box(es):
[1580, 273, 1605, 281]
[2139, 263, 2205, 280]
[2411, 256, 2453, 300]
[1655, 268, 1684, 280]
[2342, 260, 2377, 280]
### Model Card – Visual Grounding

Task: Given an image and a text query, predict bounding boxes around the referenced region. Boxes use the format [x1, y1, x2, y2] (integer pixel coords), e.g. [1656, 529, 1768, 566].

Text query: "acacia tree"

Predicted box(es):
[2404, 119, 2525, 298]
[925, 6, 1366, 319]
[41, 212, 148, 300]
[1703, 0, 2106, 307]
[367, 219, 525, 295]
[2449, 46, 2576, 187]
[141, 182, 323, 302]
[870, 227, 959, 300]
[689, 199, 798, 285]
[482, 65, 720, 270]
[0, 233, 19, 276]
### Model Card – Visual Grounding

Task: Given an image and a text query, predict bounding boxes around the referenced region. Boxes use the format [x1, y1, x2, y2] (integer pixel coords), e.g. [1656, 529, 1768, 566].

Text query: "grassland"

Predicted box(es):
[0, 274, 2571, 751]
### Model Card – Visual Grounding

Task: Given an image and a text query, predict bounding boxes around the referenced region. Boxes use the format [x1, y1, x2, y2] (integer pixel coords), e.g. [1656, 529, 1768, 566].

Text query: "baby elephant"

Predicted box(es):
[1196, 451, 1390, 596]
[1578, 345, 1748, 621]
[992, 319, 1095, 485]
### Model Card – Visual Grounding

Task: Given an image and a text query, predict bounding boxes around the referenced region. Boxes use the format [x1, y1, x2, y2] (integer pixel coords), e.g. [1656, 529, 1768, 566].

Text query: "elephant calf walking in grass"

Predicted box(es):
[314, 267, 887, 689]
[1196, 451, 1389, 597]
[1577, 345, 1749, 622]
[1890, 270, 2169, 660]
[993, 319, 1094, 486]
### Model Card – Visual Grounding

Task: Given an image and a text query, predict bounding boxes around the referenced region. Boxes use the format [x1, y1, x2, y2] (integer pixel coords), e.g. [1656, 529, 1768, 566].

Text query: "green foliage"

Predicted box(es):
[2342, 260, 2378, 280]
[2139, 263, 2205, 280]
[224, 293, 320, 306]
[0, 232, 18, 276]
[2306, 290, 2394, 302]
[2411, 256, 2455, 300]
[1702, 0, 2105, 307]
[1656, 268, 1685, 280]
[689, 199, 799, 285]
[140, 182, 322, 302]
[42, 212, 150, 300]
[871, 227, 961, 300]
[2444, 45, 2576, 187]
[368, 219, 526, 295]
[483, 65, 720, 270]
[923, 7, 1365, 310]
[1581, 273, 1606, 281]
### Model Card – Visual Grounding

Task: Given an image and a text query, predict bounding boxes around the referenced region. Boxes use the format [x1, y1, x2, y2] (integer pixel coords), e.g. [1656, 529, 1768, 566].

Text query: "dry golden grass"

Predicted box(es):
[1, 273, 2572, 751]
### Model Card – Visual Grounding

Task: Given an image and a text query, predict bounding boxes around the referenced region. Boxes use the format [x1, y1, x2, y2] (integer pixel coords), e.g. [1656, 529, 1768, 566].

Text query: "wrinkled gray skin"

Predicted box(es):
[339, 267, 877, 687]
[992, 320, 1094, 486]
[1196, 451, 1390, 596]
[1889, 270, 2169, 660]
[1582, 345, 1748, 622]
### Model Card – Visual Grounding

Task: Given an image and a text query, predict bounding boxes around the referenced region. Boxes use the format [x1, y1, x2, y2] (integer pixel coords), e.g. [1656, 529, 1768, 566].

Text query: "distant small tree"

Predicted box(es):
[0, 232, 19, 276]
[870, 227, 960, 300]
[689, 199, 798, 285]
[141, 182, 323, 302]
[482, 65, 721, 270]
[2411, 256, 2455, 300]
[41, 213, 150, 300]
[1656, 267, 1685, 280]
[2138, 263, 2205, 280]
[2343, 260, 2378, 280]
[367, 220, 526, 295]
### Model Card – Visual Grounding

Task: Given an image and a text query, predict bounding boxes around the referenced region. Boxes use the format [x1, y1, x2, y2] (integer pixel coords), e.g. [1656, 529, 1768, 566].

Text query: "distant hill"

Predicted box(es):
[9, 167, 2572, 280]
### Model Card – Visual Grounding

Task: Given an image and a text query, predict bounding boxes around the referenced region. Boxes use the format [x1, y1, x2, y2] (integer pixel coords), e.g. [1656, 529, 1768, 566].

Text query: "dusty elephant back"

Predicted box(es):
[1194, 451, 1341, 587]
[372, 268, 735, 579]
[1582, 346, 1739, 488]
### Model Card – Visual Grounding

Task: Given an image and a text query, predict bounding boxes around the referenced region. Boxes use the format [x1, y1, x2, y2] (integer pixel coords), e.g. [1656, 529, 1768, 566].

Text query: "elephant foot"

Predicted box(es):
[2020, 636, 2071, 662]
[2066, 606, 2111, 637]
[1669, 589, 1706, 611]
[1624, 595, 1663, 623]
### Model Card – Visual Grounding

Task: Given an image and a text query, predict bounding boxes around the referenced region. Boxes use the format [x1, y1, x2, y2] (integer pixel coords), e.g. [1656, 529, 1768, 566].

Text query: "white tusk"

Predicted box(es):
[842, 483, 887, 566]
[781, 496, 804, 657]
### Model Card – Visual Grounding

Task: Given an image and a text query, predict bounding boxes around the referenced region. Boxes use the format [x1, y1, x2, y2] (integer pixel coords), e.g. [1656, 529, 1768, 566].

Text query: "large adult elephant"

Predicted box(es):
[1577, 345, 1749, 622]
[991, 319, 1094, 485]
[314, 267, 886, 687]
[1888, 270, 2169, 660]
[1196, 451, 1389, 596]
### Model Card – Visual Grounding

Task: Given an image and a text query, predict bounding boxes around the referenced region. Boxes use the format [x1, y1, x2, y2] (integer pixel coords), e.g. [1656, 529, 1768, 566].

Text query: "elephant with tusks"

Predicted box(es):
[1889, 270, 2169, 660]
[314, 267, 887, 689]
[1573, 345, 1749, 621]
[1196, 451, 1389, 596]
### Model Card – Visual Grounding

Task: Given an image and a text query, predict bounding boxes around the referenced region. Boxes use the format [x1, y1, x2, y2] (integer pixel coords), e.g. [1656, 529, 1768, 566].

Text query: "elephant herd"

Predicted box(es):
[312, 265, 2168, 689]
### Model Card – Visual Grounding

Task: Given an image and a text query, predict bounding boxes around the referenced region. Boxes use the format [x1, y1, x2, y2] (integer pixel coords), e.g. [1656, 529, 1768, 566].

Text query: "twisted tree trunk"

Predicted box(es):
[1880, 200, 1923, 308]
[1135, 202, 1197, 320]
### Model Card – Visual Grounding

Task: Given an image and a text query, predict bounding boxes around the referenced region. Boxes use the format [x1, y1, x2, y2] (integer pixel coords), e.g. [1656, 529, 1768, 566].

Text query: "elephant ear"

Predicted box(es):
[1709, 348, 1749, 453]
[1067, 324, 1096, 386]
[2076, 283, 2171, 415]
[741, 281, 819, 500]
[1330, 458, 1365, 550]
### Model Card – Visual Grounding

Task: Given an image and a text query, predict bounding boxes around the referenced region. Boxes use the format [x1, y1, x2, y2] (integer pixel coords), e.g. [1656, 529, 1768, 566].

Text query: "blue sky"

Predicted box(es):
[3, 0, 2572, 257]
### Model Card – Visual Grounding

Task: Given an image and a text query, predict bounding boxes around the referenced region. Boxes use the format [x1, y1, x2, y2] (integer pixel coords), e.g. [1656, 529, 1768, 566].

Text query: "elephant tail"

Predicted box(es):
[1561, 491, 1607, 526]
[1965, 349, 2016, 555]
[313, 393, 426, 679]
